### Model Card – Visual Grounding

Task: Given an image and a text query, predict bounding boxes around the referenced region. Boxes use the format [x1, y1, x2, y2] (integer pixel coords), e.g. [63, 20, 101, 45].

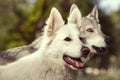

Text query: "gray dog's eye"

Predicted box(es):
[64, 37, 72, 41]
[86, 28, 94, 32]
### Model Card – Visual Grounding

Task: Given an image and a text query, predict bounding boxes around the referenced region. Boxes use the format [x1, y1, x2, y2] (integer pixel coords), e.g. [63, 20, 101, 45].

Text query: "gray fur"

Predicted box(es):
[0, 37, 42, 65]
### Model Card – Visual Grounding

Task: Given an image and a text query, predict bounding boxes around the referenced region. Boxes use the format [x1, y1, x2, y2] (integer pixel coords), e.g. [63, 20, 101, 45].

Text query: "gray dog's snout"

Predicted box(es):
[81, 46, 90, 58]
[105, 36, 111, 45]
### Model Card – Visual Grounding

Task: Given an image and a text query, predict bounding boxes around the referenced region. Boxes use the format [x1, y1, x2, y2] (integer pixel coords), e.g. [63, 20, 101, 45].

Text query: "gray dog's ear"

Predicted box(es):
[87, 5, 99, 22]
[70, 4, 78, 14]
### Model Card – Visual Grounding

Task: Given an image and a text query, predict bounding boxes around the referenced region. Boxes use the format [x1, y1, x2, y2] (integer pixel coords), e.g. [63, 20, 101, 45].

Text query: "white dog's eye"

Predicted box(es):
[86, 28, 94, 32]
[64, 37, 72, 41]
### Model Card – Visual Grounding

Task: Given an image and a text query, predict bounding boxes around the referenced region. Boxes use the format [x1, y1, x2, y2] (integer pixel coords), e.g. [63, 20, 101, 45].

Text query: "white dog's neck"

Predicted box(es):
[37, 55, 78, 80]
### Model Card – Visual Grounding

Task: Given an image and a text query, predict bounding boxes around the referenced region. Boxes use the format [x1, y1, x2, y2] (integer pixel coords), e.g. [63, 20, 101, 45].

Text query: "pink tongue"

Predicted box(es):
[65, 57, 84, 68]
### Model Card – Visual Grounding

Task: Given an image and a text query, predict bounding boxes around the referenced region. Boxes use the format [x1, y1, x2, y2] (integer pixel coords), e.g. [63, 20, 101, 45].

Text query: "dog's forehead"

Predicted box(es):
[58, 24, 79, 37]
[81, 17, 100, 28]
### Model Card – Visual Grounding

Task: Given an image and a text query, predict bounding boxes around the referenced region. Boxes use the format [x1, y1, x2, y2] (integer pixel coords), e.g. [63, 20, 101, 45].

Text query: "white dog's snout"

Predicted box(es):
[81, 46, 90, 58]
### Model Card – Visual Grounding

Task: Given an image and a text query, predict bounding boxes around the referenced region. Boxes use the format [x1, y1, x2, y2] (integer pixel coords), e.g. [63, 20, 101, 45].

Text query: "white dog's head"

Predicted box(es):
[42, 8, 91, 70]
[68, 4, 111, 54]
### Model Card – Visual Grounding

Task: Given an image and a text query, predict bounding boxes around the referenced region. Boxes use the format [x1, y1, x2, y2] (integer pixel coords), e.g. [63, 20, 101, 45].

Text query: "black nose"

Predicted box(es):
[105, 37, 111, 45]
[81, 46, 90, 58]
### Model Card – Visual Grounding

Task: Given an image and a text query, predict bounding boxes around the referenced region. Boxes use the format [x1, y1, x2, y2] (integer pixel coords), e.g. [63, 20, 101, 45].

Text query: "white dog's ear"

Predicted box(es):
[87, 5, 99, 22]
[68, 7, 82, 27]
[45, 7, 64, 36]
[70, 4, 78, 14]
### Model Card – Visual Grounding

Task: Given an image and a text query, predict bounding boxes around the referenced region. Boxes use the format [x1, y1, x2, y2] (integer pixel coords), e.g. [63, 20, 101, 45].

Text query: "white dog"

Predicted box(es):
[0, 8, 91, 80]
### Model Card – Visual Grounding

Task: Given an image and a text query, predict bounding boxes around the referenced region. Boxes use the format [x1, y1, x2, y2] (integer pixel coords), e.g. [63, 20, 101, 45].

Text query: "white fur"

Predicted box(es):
[0, 7, 84, 80]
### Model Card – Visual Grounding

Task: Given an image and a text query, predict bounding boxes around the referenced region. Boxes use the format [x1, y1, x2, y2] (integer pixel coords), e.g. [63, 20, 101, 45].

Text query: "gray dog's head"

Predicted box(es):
[67, 4, 111, 54]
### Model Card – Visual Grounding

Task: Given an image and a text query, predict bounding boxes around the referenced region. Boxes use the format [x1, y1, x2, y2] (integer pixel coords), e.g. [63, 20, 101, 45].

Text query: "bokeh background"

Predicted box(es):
[0, 0, 120, 80]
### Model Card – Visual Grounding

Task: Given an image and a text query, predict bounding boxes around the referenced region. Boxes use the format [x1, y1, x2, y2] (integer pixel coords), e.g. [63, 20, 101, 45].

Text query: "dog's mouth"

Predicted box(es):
[92, 45, 106, 53]
[63, 55, 84, 69]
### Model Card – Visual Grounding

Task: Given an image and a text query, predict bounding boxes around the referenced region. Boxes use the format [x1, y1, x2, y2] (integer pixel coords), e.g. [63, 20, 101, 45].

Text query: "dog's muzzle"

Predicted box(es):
[92, 36, 111, 53]
[63, 46, 90, 69]
[92, 45, 106, 53]
[63, 55, 84, 69]
[81, 46, 90, 58]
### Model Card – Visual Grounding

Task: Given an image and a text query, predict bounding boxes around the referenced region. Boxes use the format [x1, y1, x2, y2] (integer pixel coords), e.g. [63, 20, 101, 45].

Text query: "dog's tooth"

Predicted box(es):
[78, 62, 84, 67]
[75, 62, 79, 67]
[68, 57, 71, 61]
[71, 59, 74, 63]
